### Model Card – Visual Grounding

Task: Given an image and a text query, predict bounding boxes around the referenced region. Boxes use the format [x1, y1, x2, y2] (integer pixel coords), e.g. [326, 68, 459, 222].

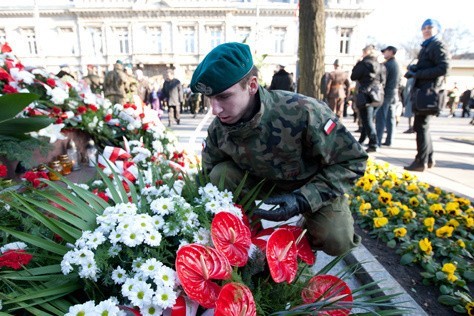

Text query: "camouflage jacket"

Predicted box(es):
[202, 86, 368, 211]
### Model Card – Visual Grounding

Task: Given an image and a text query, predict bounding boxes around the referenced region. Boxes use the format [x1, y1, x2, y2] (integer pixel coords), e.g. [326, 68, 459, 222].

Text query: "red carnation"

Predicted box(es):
[92, 189, 109, 202]
[23, 171, 49, 188]
[46, 78, 56, 88]
[104, 114, 112, 122]
[142, 123, 149, 130]
[88, 104, 98, 112]
[2, 84, 18, 94]
[139, 113, 145, 119]
[1, 42, 12, 53]
[0, 71, 12, 82]
[0, 164, 7, 177]
[52, 106, 62, 114]
[77, 105, 87, 114]
[123, 103, 131, 109]
[55, 118, 63, 124]
[0, 249, 33, 270]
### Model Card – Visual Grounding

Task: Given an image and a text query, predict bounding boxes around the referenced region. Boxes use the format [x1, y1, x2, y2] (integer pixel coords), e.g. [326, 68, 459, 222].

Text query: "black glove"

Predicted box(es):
[404, 70, 416, 79]
[253, 192, 310, 222]
[407, 64, 418, 72]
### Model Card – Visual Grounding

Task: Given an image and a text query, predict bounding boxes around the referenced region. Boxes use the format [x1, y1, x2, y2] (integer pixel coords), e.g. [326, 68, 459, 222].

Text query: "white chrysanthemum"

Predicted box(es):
[108, 229, 123, 245]
[95, 297, 126, 316]
[140, 258, 163, 278]
[162, 221, 180, 237]
[144, 230, 163, 247]
[108, 244, 122, 257]
[65, 300, 96, 316]
[78, 261, 99, 281]
[120, 229, 144, 247]
[132, 257, 145, 273]
[111, 266, 128, 284]
[127, 280, 154, 308]
[205, 200, 221, 214]
[117, 203, 138, 215]
[132, 147, 152, 164]
[71, 183, 90, 191]
[91, 179, 104, 187]
[153, 266, 176, 289]
[151, 140, 164, 154]
[193, 227, 211, 245]
[140, 304, 163, 316]
[153, 285, 177, 309]
[199, 182, 220, 199]
[150, 215, 165, 230]
[0, 241, 28, 253]
[150, 197, 174, 216]
[217, 205, 244, 219]
[135, 214, 153, 231]
[172, 180, 185, 196]
[76, 231, 106, 250]
[60, 259, 74, 275]
[48, 86, 70, 105]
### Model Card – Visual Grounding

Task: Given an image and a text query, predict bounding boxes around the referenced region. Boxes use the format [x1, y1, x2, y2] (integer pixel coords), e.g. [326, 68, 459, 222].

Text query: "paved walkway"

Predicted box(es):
[166, 107, 474, 315]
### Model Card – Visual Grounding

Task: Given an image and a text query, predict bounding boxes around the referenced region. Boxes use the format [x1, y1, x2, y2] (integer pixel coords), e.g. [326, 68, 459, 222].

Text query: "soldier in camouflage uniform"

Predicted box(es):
[191, 42, 368, 256]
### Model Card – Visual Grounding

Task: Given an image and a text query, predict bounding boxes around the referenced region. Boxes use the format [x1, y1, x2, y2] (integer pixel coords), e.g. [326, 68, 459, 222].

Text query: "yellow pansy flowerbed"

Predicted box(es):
[349, 159, 474, 315]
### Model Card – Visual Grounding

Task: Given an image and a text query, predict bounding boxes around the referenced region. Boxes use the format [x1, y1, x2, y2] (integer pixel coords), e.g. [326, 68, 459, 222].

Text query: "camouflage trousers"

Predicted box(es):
[209, 161, 361, 256]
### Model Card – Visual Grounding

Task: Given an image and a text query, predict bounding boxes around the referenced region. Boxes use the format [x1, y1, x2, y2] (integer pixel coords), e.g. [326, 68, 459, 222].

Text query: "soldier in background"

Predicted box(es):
[83, 64, 103, 94]
[269, 64, 295, 91]
[103, 60, 129, 105]
[190, 42, 368, 256]
[325, 59, 350, 118]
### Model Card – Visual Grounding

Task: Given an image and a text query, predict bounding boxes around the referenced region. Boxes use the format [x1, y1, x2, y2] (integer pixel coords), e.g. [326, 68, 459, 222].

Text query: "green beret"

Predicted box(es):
[191, 42, 253, 96]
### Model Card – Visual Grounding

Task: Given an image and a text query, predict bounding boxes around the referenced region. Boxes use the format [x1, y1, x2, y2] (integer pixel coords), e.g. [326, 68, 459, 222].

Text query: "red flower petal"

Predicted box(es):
[0, 250, 33, 270]
[211, 212, 251, 267]
[251, 227, 275, 252]
[301, 275, 353, 316]
[215, 282, 257, 316]
[281, 225, 316, 265]
[175, 244, 232, 309]
[266, 228, 298, 284]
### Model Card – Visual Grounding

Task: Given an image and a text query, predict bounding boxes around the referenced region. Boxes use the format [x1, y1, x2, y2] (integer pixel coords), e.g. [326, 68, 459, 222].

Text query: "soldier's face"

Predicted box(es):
[209, 77, 258, 125]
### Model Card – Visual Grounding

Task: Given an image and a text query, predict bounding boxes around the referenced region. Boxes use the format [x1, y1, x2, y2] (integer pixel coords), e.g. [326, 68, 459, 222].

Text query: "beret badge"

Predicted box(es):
[196, 82, 213, 96]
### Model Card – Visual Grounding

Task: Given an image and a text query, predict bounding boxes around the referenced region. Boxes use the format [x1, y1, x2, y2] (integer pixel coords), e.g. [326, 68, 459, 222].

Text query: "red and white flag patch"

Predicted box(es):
[323, 119, 336, 135]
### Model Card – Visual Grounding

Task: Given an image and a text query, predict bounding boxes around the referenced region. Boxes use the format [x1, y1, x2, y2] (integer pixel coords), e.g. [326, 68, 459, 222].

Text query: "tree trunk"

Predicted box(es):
[297, 0, 325, 99]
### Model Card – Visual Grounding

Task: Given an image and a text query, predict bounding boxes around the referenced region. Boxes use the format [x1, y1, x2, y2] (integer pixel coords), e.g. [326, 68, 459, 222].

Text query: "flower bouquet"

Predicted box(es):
[0, 142, 408, 315]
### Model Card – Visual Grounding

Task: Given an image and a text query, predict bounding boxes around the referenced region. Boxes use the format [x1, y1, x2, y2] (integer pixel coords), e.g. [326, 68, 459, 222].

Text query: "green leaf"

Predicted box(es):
[386, 239, 396, 248]
[0, 117, 54, 139]
[462, 270, 474, 281]
[0, 93, 40, 121]
[399, 253, 415, 265]
[439, 284, 451, 295]
[437, 295, 461, 306]
[0, 227, 68, 255]
[435, 271, 446, 281]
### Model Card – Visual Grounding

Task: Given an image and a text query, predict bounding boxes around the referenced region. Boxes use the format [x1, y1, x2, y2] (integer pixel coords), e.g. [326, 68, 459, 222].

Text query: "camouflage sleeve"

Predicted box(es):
[298, 103, 368, 212]
[201, 120, 230, 175]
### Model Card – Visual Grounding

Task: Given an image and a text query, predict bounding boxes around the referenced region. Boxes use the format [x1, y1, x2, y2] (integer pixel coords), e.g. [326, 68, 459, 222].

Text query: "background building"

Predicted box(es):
[0, 0, 376, 87]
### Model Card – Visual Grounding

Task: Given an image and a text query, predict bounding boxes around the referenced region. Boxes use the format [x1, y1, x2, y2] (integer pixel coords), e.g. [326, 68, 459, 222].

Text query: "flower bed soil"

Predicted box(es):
[355, 224, 456, 316]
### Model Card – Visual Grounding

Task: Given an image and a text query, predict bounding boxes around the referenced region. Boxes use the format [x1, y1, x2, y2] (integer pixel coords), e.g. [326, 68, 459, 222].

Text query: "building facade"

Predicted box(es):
[0, 0, 375, 86]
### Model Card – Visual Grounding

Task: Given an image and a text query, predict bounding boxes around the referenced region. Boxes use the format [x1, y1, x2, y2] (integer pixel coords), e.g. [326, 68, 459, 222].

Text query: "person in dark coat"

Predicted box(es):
[404, 18, 449, 172]
[350, 44, 386, 153]
[376, 46, 400, 147]
[269, 64, 295, 91]
[460, 88, 473, 118]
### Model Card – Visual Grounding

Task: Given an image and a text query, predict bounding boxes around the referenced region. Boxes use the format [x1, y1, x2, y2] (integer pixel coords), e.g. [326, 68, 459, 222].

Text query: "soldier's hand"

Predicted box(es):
[253, 192, 309, 222]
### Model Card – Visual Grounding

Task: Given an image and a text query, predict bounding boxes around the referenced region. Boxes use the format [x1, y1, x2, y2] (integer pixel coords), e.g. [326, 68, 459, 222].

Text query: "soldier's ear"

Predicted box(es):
[248, 77, 258, 94]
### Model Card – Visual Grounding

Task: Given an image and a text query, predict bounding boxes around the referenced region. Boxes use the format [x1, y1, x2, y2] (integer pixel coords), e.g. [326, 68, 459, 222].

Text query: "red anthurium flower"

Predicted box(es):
[1, 42, 12, 53]
[266, 228, 298, 284]
[251, 227, 275, 252]
[215, 282, 257, 316]
[0, 249, 33, 270]
[281, 225, 315, 265]
[46, 78, 56, 87]
[170, 295, 186, 316]
[2, 84, 18, 94]
[0, 68, 13, 82]
[0, 164, 7, 178]
[301, 275, 353, 316]
[175, 244, 232, 309]
[211, 212, 251, 267]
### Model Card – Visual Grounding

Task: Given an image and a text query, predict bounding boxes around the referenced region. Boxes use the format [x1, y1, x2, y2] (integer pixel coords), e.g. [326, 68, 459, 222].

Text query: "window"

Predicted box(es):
[235, 26, 251, 43]
[148, 26, 162, 53]
[0, 28, 6, 44]
[58, 27, 76, 55]
[21, 28, 38, 55]
[208, 26, 222, 49]
[273, 27, 286, 54]
[339, 28, 352, 54]
[87, 27, 103, 56]
[181, 26, 195, 53]
[115, 27, 130, 54]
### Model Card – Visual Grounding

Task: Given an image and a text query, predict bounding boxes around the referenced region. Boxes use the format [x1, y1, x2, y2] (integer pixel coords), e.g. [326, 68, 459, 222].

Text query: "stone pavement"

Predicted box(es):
[166, 107, 474, 315]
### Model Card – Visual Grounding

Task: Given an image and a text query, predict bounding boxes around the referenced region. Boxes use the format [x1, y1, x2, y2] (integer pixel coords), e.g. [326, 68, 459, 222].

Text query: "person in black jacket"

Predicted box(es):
[269, 64, 295, 91]
[404, 19, 449, 172]
[350, 44, 386, 153]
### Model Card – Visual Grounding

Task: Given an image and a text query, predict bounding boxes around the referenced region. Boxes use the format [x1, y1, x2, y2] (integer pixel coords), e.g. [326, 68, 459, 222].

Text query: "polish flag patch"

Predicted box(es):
[324, 119, 336, 135]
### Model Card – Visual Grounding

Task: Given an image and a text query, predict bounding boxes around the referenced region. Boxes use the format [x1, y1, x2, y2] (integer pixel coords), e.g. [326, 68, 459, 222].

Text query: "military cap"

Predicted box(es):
[191, 42, 253, 96]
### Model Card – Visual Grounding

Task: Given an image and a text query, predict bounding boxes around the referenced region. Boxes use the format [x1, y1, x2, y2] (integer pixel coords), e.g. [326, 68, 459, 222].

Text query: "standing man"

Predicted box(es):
[404, 18, 449, 172]
[376, 46, 400, 147]
[162, 70, 183, 126]
[190, 42, 368, 256]
[269, 64, 295, 91]
[83, 64, 103, 95]
[326, 59, 350, 118]
[103, 60, 129, 105]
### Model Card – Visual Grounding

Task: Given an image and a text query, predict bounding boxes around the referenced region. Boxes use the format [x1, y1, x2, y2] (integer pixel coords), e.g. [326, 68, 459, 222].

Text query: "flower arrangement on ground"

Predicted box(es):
[0, 142, 405, 315]
[350, 159, 474, 315]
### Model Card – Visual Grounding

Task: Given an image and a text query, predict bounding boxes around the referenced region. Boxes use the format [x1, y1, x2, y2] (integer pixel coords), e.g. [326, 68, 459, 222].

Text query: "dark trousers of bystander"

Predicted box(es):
[414, 114, 433, 164]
